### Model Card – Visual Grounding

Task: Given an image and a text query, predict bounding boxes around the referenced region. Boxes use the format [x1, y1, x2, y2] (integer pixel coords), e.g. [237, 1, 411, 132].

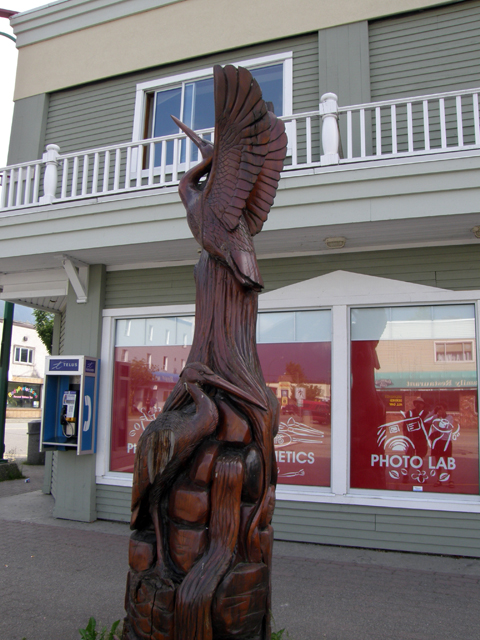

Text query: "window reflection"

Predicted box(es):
[350, 305, 479, 495]
[110, 310, 332, 484]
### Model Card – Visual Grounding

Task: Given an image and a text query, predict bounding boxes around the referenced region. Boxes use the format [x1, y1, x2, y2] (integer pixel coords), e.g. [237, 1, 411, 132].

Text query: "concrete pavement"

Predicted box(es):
[4, 419, 29, 460]
[1, 464, 480, 639]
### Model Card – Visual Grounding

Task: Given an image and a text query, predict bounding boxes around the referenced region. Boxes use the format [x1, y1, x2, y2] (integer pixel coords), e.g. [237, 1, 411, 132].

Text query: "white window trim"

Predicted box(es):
[96, 279, 480, 515]
[13, 345, 34, 365]
[131, 52, 294, 174]
[96, 304, 195, 483]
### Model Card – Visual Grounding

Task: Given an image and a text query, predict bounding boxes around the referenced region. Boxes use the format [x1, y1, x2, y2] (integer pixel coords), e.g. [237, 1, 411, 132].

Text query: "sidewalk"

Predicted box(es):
[1, 466, 480, 639]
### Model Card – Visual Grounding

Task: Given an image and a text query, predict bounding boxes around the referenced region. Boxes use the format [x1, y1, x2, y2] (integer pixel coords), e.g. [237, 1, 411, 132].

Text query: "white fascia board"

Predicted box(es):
[11, 0, 185, 47]
[0, 268, 68, 299]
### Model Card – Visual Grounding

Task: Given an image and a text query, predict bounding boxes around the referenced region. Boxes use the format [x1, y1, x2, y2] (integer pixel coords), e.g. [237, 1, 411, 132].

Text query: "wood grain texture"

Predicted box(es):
[123, 64, 285, 640]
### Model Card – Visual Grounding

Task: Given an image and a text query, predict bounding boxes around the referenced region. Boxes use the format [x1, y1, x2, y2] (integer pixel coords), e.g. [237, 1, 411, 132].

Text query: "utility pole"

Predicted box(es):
[0, 302, 14, 462]
[0, 8, 18, 461]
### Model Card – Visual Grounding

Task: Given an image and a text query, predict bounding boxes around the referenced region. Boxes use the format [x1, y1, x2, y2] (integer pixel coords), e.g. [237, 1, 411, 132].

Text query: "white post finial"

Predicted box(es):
[319, 93, 340, 166]
[39, 144, 60, 204]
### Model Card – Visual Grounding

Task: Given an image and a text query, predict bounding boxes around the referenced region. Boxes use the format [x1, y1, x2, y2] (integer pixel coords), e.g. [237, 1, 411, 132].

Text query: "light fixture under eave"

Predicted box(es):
[324, 236, 346, 249]
[472, 226, 480, 239]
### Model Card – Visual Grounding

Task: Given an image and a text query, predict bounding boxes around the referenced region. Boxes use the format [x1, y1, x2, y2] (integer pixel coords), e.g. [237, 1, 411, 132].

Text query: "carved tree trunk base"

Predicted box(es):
[123, 253, 278, 640]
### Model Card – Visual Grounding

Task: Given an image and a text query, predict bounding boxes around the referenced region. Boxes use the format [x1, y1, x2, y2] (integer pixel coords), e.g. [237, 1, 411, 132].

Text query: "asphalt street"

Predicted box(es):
[1, 464, 480, 639]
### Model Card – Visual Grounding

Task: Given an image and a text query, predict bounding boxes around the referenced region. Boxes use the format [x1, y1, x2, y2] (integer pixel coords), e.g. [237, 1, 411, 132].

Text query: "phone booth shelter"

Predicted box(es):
[41, 356, 99, 455]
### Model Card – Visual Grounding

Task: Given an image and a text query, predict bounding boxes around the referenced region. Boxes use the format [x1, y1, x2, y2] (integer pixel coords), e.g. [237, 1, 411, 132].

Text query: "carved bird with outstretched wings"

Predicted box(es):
[172, 64, 287, 291]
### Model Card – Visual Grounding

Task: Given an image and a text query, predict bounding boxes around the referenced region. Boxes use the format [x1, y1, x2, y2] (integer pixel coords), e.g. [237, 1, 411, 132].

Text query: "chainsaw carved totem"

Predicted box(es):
[123, 64, 287, 640]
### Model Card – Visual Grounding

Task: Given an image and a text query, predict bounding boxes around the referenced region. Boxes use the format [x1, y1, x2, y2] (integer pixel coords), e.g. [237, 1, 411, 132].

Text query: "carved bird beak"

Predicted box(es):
[202, 370, 267, 412]
[171, 115, 213, 159]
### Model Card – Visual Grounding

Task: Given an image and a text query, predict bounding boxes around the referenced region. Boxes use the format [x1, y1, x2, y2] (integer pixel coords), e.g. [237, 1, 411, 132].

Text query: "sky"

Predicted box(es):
[0, 0, 52, 167]
[1, 1, 48, 322]
[0, 300, 35, 322]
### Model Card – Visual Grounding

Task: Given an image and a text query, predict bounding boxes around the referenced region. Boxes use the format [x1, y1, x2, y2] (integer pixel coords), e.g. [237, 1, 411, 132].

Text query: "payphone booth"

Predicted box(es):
[41, 356, 99, 454]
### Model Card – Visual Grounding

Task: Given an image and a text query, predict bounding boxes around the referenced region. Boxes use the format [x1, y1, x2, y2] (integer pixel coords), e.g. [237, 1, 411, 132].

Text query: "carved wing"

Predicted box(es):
[204, 65, 271, 231]
[244, 112, 287, 235]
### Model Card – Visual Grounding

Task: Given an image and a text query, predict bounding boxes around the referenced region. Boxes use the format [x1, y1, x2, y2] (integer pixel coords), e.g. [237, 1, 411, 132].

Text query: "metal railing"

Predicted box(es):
[1, 87, 479, 212]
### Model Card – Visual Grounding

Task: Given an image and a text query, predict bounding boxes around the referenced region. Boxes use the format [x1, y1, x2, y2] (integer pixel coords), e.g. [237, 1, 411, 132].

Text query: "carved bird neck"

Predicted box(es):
[183, 379, 218, 433]
[178, 155, 212, 245]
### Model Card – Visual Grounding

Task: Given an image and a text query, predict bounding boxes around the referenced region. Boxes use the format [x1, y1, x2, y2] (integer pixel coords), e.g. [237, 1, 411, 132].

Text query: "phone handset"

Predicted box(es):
[61, 390, 78, 438]
[83, 395, 92, 432]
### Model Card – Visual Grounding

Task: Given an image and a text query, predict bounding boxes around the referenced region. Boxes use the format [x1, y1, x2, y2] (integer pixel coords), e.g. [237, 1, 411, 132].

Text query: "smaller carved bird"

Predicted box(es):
[130, 362, 266, 572]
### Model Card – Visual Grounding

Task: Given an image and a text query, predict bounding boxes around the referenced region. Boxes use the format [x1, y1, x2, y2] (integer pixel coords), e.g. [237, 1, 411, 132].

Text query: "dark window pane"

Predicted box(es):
[251, 64, 283, 115]
[190, 77, 214, 130]
[153, 87, 182, 166]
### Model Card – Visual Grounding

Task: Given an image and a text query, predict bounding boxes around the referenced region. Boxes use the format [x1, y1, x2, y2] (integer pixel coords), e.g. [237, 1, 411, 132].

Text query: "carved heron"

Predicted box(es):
[130, 361, 266, 573]
[172, 64, 287, 291]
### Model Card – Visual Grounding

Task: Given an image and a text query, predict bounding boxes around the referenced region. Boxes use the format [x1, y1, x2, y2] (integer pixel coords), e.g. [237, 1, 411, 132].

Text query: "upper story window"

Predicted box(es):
[435, 341, 474, 362]
[13, 346, 34, 365]
[132, 52, 293, 169]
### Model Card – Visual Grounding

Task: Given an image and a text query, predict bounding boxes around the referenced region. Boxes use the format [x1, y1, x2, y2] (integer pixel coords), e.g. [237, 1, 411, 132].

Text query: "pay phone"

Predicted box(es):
[60, 388, 79, 438]
[41, 356, 99, 455]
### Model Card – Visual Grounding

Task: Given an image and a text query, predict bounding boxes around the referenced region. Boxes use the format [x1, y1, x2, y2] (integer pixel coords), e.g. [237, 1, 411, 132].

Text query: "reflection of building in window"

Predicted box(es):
[435, 341, 474, 362]
[13, 346, 34, 364]
[122, 349, 129, 362]
[147, 353, 152, 369]
[163, 356, 168, 371]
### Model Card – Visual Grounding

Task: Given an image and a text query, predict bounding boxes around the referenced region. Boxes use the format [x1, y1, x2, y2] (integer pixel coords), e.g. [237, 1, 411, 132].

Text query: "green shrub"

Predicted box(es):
[79, 617, 120, 640]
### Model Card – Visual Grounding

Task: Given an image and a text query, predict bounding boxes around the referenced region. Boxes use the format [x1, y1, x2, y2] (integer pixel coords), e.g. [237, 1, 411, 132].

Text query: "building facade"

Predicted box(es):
[1, 0, 480, 555]
[0, 317, 47, 419]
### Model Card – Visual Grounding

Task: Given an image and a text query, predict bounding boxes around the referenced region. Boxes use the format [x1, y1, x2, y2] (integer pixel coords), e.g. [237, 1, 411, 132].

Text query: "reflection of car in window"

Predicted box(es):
[280, 400, 330, 425]
[275, 417, 324, 448]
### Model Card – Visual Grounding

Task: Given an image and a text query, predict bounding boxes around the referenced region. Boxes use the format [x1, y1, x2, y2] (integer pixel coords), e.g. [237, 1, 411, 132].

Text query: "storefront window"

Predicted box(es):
[7, 382, 41, 409]
[257, 310, 331, 487]
[110, 310, 332, 482]
[350, 305, 479, 494]
[110, 316, 195, 472]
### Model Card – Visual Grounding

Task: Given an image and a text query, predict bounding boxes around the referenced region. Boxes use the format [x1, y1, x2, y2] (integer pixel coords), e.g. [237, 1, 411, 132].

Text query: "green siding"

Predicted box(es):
[369, 0, 480, 99]
[96, 484, 131, 523]
[105, 265, 196, 308]
[273, 501, 480, 557]
[51, 451, 57, 500]
[104, 245, 480, 308]
[369, 0, 480, 152]
[58, 309, 66, 355]
[95, 485, 480, 557]
[64, 264, 106, 357]
[44, 33, 319, 156]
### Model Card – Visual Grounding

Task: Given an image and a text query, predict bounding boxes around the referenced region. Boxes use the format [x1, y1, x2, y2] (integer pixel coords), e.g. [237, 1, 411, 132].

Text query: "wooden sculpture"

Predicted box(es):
[123, 64, 287, 640]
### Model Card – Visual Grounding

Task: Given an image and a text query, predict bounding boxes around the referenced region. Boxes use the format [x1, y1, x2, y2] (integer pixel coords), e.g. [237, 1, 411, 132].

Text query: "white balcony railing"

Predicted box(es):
[1, 87, 479, 212]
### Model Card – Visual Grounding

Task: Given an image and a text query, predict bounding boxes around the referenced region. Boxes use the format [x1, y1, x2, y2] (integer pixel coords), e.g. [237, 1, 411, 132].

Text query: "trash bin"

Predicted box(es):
[27, 420, 45, 465]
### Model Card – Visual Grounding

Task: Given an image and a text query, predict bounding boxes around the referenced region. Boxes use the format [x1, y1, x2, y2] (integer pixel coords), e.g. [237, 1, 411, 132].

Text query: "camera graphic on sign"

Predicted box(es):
[377, 417, 427, 454]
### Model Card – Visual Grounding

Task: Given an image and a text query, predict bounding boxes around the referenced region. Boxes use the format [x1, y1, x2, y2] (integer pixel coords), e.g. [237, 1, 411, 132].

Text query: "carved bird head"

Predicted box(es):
[181, 362, 267, 411]
[171, 115, 214, 163]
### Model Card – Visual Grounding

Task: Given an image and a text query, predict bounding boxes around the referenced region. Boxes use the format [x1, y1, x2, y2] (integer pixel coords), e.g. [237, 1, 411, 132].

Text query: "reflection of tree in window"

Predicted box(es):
[284, 361, 321, 401]
[129, 358, 159, 412]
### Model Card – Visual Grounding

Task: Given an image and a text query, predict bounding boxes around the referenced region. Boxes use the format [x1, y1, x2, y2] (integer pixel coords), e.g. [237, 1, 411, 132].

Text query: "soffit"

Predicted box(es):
[1, 209, 480, 275]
